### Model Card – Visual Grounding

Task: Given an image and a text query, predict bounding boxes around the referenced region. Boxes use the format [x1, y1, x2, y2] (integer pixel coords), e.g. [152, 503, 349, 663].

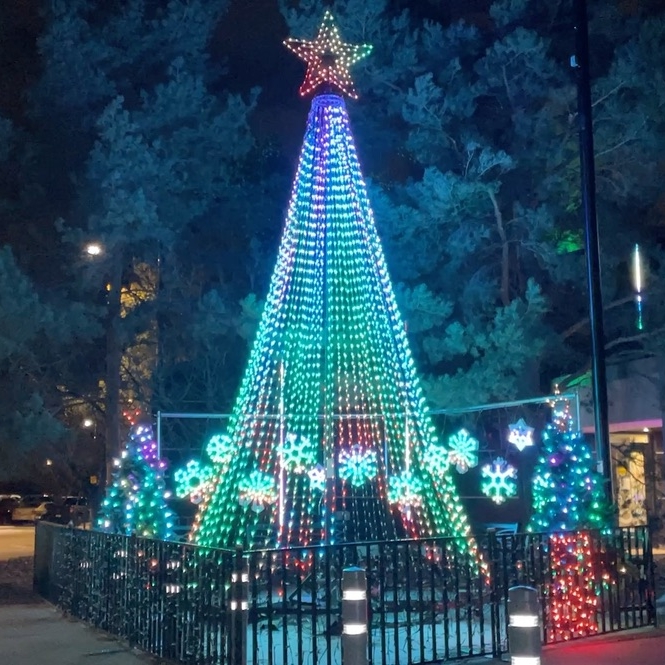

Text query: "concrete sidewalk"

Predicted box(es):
[2, 601, 664, 665]
[0, 604, 151, 665]
[538, 628, 665, 665]
[478, 627, 665, 665]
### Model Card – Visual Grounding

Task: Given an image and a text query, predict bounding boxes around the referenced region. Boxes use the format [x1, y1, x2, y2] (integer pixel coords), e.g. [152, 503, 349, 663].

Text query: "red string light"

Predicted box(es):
[548, 532, 598, 640]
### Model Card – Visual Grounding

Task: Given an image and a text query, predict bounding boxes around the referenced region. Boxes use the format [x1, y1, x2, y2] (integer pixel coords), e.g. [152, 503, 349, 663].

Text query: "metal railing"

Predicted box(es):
[34, 523, 656, 665]
[34, 523, 236, 664]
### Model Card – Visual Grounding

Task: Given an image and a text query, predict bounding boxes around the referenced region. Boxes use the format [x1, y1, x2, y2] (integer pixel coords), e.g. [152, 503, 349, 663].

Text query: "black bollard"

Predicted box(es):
[508, 586, 542, 665]
[342, 566, 368, 665]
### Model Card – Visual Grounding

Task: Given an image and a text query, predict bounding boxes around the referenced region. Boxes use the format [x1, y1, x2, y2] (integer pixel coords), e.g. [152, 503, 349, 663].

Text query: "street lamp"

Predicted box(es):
[83, 418, 94, 428]
[85, 242, 103, 257]
[573, 0, 613, 503]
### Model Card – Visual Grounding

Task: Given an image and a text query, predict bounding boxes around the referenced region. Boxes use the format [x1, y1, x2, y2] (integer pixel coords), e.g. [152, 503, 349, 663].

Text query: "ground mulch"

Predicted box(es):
[0, 557, 43, 606]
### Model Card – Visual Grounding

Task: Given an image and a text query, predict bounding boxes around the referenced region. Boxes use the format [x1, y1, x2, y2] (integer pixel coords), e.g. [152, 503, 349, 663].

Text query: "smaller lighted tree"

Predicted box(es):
[528, 405, 609, 533]
[528, 404, 611, 641]
[97, 422, 174, 539]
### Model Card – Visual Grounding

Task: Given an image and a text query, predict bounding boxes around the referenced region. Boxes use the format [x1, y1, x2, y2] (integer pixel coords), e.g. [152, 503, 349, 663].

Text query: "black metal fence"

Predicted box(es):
[34, 523, 236, 664]
[34, 523, 656, 665]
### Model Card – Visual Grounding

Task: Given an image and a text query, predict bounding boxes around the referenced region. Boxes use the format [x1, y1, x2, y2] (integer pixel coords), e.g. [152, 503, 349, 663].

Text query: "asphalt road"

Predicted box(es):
[0, 526, 35, 561]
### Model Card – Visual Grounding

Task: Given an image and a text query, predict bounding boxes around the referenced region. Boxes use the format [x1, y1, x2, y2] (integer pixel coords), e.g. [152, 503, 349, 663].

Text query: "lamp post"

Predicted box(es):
[572, 0, 614, 503]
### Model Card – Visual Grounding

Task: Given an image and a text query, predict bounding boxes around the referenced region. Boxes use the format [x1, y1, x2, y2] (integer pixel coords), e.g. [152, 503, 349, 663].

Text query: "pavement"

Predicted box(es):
[0, 526, 35, 561]
[0, 527, 663, 664]
[0, 604, 151, 665]
[537, 628, 665, 665]
[0, 605, 662, 665]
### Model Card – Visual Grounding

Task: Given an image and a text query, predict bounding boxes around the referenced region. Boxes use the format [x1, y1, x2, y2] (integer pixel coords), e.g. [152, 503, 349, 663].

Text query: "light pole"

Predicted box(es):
[572, 0, 614, 503]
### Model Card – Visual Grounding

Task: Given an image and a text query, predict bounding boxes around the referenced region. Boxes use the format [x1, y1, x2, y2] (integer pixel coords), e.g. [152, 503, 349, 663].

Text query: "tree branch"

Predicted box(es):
[561, 295, 635, 339]
[487, 188, 510, 307]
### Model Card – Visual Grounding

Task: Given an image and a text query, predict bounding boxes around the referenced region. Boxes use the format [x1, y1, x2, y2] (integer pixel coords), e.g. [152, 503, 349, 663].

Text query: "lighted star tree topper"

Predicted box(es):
[284, 9, 372, 99]
[191, 13, 478, 565]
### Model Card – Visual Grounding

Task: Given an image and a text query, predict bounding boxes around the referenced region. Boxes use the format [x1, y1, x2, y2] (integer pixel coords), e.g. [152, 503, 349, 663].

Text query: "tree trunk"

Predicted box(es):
[488, 188, 510, 307]
[104, 255, 123, 485]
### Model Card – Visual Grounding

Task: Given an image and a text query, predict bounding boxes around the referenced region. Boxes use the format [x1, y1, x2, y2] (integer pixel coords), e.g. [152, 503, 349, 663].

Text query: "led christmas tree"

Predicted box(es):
[528, 403, 611, 641]
[528, 404, 609, 533]
[97, 422, 174, 539]
[191, 12, 478, 562]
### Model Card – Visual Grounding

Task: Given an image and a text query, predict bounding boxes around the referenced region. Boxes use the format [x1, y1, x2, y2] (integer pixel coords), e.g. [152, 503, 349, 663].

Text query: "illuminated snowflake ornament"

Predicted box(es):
[387, 471, 424, 511]
[481, 457, 517, 505]
[206, 433, 235, 465]
[508, 418, 535, 452]
[422, 442, 451, 477]
[448, 429, 479, 473]
[238, 470, 277, 512]
[174, 460, 214, 502]
[308, 464, 326, 492]
[278, 433, 316, 473]
[339, 445, 378, 487]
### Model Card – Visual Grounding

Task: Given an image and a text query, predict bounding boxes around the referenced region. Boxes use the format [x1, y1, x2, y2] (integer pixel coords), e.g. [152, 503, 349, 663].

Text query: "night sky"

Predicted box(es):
[0, 0, 497, 121]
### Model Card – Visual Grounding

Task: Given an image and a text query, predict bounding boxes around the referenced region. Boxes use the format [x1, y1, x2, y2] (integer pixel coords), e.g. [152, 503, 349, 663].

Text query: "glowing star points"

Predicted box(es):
[480, 457, 517, 505]
[448, 429, 479, 474]
[508, 418, 535, 451]
[284, 10, 372, 99]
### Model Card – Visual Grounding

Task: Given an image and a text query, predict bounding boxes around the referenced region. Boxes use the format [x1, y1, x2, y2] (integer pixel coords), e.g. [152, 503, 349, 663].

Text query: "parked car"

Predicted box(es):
[0, 496, 20, 524]
[40, 496, 90, 527]
[11, 495, 53, 523]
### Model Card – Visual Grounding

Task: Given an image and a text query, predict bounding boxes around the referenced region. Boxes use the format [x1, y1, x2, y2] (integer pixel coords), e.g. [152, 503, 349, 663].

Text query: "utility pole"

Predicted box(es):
[572, 0, 614, 502]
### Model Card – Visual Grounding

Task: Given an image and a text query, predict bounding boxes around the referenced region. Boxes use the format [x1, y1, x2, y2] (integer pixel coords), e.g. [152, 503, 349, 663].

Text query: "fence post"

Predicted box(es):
[342, 566, 368, 665]
[486, 528, 502, 658]
[508, 585, 542, 665]
[228, 546, 248, 665]
[33, 521, 50, 598]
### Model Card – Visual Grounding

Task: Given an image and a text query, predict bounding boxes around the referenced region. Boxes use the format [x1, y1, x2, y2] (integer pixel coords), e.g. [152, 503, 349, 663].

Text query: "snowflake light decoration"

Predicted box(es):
[206, 433, 235, 465]
[339, 445, 378, 487]
[278, 433, 316, 473]
[508, 418, 535, 452]
[238, 470, 277, 511]
[448, 429, 479, 474]
[481, 457, 517, 505]
[387, 471, 423, 509]
[422, 442, 451, 477]
[308, 464, 326, 492]
[174, 460, 214, 501]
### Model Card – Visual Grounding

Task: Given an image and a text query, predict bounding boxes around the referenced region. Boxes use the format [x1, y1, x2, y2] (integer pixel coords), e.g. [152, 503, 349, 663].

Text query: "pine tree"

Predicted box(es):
[528, 404, 610, 533]
[191, 13, 478, 566]
[97, 422, 174, 539]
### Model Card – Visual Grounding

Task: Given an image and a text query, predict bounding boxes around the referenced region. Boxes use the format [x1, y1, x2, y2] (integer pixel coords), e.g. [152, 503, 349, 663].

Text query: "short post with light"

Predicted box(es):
[508, 585, 542, 665]
[342, 566, 368, 665]
[228, 546, 249, 665]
